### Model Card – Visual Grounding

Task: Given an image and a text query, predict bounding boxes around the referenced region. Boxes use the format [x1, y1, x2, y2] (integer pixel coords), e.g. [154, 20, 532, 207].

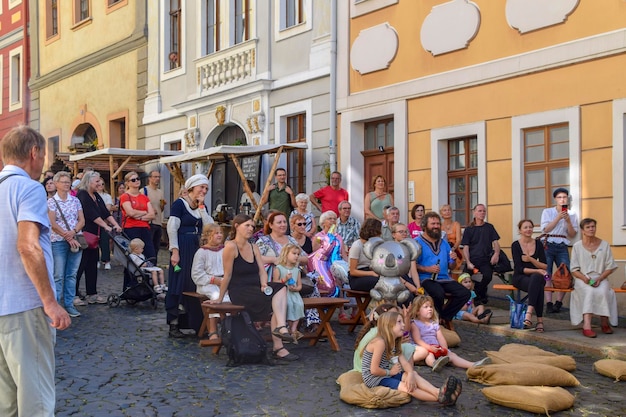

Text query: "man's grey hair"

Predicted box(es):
[1, 125, 45, 164]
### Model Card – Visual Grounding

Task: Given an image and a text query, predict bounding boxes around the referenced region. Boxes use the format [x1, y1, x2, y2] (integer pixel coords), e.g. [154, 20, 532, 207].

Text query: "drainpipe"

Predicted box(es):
[329, 0, 337, 173]
[23, 0, 30, 125]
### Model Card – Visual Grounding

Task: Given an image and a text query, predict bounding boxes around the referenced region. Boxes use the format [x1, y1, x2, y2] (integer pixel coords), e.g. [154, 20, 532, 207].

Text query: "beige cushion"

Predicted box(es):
[441, 327, 461, 347]
[466, 363, 580, 387]
[485, 350, 576, 372]
[336, 371, 411, 409]
[593, 359, 626, 382]
[482, 385, 575, 415]
[498, 343, 557, 356]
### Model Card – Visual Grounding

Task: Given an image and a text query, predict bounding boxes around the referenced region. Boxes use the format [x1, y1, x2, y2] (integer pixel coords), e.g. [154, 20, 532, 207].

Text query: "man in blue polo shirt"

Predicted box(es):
[0, 126, 71, 416]
[415, 211, 470, 329]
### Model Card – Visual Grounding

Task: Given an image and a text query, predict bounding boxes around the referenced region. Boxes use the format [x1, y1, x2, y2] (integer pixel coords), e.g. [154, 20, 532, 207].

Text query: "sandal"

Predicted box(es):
[272, 326, 294, 342]
[477, 309, 492, 320]
[438, 376, 462, 406]
[523, 319, 533, 330]
[272, 347, 299, 362]
[203, 332, 221, 345]
[535, 322, 544, 333]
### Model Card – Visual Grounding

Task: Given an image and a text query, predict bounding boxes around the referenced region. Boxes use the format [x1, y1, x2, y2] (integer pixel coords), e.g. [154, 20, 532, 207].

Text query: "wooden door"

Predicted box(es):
[363, 149, 394, 197]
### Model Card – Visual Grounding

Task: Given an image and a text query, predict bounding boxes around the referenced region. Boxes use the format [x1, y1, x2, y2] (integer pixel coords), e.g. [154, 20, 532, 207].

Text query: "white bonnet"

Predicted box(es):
[184, 174, 209, 190]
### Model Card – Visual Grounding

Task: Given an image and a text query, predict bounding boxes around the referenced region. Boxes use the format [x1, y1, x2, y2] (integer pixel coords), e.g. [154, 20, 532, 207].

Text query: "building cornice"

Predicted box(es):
[338, 28, 626, 112]
[29, 29, 147, 92]
[0, 27, 23, 49]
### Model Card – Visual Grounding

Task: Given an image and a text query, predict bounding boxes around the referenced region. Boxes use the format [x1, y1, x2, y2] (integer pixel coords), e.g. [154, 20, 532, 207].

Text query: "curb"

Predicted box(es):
[453, 309, 626, 360]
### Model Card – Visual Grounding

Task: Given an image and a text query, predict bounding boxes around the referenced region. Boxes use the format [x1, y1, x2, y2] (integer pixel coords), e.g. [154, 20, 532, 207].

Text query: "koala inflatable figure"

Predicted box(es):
[363, 237, 421, 304]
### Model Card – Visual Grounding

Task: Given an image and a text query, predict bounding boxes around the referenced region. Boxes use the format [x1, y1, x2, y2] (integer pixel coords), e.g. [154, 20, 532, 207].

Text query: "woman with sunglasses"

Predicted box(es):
[120, 171, 156, 261]
[289, 214, 313, 254]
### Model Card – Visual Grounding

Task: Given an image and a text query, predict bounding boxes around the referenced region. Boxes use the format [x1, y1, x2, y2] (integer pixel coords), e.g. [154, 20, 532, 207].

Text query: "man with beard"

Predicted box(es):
[415, 212, 470, 328]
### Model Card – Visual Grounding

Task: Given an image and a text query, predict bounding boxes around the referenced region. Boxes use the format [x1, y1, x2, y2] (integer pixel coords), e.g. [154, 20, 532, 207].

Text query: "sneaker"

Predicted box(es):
[546, 302, 555, 314]
[65, 306, 81, 317]
[554, 300, 563, 313]
[473, 357, 492, 367]
[86, 294, 107, 304]
[432, 356, 450, 372]
[162, 285, 168, 292]
[154, 285, 164, 294]
[73, 296, 87, 307]
[104, 262, 111, 270]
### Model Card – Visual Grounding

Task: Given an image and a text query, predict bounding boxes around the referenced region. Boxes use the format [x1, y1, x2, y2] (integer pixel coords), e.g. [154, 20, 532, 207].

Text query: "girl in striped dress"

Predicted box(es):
[361, 311, 462, 406]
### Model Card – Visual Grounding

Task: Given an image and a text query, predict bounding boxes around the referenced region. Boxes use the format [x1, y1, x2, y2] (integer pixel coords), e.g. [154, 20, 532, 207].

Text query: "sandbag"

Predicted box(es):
[336, 371, 411, 409]
[466, 363, 579, 387]
[498, 343, 557, 357]
[441, 327, 461, 348]
[482, 385, 575, 416]
[484, 350, 576, 372]
[593, 359, 626, 382]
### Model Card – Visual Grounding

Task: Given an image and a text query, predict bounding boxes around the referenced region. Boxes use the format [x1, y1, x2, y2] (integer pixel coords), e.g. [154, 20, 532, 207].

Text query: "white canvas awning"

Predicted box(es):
[159, 143, 308, 221]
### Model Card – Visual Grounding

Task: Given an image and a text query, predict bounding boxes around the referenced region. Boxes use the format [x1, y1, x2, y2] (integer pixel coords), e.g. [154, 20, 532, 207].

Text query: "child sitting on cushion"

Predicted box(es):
[453, 273, 492, 324]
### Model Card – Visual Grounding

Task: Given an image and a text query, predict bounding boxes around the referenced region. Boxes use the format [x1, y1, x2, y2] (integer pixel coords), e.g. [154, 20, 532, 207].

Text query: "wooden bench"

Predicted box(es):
[492, 284, 626, 303]
[338, 289, 371, 333]
[195, 296, 348, 353]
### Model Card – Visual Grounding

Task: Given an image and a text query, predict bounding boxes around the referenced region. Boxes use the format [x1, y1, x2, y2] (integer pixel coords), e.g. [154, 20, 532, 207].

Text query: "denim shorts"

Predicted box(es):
[379, 372, 403, 389]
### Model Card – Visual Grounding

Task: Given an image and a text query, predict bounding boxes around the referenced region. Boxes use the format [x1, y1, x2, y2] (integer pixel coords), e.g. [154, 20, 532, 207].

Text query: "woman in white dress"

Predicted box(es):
[569, 218, 618, 338]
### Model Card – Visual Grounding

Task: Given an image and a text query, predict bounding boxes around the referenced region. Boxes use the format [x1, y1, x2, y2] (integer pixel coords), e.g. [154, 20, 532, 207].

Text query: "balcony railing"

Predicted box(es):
[196, 39, 257, 92]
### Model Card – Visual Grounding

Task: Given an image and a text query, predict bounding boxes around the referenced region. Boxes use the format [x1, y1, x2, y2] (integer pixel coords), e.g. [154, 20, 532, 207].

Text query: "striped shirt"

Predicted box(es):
[362, 348, 391, 388]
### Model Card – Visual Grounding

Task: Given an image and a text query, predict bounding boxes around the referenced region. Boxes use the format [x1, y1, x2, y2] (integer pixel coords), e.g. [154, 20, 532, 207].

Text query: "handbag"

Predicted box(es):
[82, 231, 100, 250]
[492, 251, 513, 274]
[507, 295, 528, 329]
[300, 274, 315, 296]
[552, 263, 573, 289]
[52, 198, 88, 250]
[75, 234, 89, 250]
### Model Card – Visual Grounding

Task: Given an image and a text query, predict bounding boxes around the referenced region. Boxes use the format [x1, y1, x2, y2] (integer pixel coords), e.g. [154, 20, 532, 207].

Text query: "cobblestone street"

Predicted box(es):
[54, 263, 625, 417]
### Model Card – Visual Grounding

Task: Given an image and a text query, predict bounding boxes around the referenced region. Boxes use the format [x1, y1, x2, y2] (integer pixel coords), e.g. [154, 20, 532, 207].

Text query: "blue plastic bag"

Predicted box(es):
[507, 295, 528, 329]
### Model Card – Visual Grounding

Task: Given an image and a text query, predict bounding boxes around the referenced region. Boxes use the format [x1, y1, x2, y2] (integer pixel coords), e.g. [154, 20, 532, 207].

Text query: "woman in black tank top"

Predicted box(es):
[210, 214, 299, 362]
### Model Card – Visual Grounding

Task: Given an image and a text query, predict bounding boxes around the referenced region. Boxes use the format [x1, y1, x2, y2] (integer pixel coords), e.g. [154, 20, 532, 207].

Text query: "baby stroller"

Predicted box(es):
[107, 232, 159, 309]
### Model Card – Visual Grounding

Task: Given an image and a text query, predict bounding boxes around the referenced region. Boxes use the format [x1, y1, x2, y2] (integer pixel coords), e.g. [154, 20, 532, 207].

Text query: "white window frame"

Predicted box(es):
[161, 0, 186, 80]
[431, 122, 487, 218]
[275, 0, 312, 41]
[8, 0, 22, 10]
[351, 0, 398, 18]
[612, 99, 626, 244]
[339, 100, 407, 223]
[9, 46, 23, 112]
[511, 107, 581, 239]
[199, 0, 220, 56]
[274, 100, 313, 194]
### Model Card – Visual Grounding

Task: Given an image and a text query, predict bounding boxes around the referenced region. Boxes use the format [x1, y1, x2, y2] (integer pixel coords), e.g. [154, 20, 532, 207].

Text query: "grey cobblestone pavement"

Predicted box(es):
[55, 260, 625, 417]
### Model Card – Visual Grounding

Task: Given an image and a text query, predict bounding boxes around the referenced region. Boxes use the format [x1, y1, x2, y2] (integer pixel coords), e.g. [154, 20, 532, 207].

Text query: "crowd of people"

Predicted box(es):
[2, 124, 625, 415]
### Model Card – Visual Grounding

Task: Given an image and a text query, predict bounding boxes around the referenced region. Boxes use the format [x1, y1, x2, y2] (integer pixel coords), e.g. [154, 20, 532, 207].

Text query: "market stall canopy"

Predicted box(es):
[66, 148, 182, 198]
[159, 143, 308, 221]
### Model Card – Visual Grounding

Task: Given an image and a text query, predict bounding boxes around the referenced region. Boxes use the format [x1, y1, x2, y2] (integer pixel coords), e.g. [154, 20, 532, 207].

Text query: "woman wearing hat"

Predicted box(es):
[165, 174, 214, 338]
[540, 187, 579, 313]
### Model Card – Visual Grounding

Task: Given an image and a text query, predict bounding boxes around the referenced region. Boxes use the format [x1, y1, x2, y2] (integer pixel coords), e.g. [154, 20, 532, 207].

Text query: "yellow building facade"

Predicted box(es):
[338, 0, 626, 309]
[30, 0, 146, 169]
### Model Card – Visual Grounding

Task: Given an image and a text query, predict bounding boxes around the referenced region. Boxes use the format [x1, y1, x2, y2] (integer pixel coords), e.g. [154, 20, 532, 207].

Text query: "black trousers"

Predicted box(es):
[512, 273, 546, 317]
[149, 223, 162, 257]
[421, 279, 471, 321]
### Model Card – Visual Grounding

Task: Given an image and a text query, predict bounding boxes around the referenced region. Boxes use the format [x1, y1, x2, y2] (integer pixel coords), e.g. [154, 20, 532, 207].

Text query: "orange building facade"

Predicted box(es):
[338, 0, 626, 309]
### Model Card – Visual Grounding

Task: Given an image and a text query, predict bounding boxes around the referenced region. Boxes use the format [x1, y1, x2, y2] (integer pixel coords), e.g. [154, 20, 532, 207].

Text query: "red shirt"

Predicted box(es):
[120, 193, 151, 229]
[313, 186, 349, 215]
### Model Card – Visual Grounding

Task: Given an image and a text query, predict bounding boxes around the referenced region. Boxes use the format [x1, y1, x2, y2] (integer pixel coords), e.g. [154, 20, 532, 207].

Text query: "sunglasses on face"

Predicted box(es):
[296, 222, 306, 226]
[129, 178, 140, 182]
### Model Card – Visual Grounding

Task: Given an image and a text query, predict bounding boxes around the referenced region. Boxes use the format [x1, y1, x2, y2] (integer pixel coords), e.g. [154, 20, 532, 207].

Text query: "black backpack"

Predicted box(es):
[221, 311, 273, 366]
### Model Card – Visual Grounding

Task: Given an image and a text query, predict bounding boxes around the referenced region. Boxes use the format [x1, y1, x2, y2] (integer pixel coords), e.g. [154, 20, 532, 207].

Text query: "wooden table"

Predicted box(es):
[302, 297, 348, 351]
[339, 289, 371, 333]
